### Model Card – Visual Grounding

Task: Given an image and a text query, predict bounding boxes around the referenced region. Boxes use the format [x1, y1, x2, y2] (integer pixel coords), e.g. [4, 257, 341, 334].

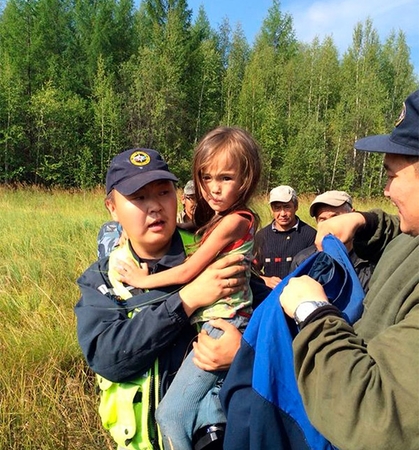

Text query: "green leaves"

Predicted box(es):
[0, 1, 417, 194]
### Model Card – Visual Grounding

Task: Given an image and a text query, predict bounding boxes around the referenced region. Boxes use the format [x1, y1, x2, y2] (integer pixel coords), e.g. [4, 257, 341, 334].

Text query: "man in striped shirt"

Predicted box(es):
[253, 185, 316, 289]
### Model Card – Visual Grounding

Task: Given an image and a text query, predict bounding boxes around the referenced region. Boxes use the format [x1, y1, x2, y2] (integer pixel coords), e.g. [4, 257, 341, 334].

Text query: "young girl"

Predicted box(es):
[113, 126, 261, 450]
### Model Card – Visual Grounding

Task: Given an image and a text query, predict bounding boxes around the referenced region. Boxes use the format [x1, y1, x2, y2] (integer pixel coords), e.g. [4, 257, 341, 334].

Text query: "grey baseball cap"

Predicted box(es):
[309, 190, 352, 217]
[183, 180, 195, 195]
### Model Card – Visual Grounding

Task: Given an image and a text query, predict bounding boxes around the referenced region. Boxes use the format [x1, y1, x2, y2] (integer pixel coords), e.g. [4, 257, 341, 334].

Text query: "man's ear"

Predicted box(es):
[105, 198, 118, 221]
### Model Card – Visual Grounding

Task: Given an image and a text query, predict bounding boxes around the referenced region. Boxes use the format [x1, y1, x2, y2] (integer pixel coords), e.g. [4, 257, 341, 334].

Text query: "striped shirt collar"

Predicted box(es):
[271, 217, 300, 233]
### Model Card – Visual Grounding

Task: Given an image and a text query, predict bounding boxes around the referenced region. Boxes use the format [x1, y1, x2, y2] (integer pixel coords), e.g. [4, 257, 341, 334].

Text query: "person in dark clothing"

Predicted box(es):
[291, 190, 375, 292]
[75, 148, 269, 450]
[253, 185, 316, 289]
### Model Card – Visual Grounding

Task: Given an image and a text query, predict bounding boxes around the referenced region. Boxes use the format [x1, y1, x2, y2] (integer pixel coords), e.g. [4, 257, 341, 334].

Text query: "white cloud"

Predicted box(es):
[286, 0, 419, 53]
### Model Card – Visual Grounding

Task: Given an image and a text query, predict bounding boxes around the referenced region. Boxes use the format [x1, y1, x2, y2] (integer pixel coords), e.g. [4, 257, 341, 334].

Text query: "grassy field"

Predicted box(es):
[0, 186, 396, 449]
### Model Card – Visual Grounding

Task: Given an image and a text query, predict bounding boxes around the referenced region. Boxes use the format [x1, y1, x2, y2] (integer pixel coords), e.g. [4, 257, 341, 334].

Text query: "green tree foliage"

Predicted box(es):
[71, 0, 135, 90]
[120, 0, 195, 181]
[0, 0, 38, 95]
[0, 53, 25, 182]
[91, 55, 124, 181]
[188, 6, 223, 143]
[221, 23, 250, 127]
[280, 37, 341, 193]
[337, 20, 390, 195]
[0, 0, 417, 192]
[380, 30, 417, 122]
[239, 0, 298, 189]
[29, 81, 87, 186]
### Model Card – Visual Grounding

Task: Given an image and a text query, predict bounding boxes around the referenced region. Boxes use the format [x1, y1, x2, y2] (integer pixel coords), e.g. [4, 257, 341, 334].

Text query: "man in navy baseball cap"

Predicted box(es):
[279, 89, 419, 450]
[106, 148, 178, 195]
[77, 145, 253, 450]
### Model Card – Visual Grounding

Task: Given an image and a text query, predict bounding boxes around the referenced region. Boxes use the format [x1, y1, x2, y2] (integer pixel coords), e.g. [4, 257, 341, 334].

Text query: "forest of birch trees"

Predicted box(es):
[0, 0, 417, 195]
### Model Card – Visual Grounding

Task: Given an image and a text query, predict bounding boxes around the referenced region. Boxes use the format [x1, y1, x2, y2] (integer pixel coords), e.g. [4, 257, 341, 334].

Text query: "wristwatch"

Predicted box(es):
[293, 300, 331, 327]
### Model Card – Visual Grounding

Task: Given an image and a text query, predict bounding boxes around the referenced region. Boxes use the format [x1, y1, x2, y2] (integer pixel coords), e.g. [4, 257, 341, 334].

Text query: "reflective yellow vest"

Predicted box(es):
[97, 360, 160, 450]
[96, 229, 197, 450]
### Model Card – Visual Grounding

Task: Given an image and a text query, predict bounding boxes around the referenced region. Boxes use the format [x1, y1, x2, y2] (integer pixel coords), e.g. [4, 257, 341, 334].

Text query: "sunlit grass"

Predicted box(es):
[0, 186, 112, 449]
[0, 185, 397, 448]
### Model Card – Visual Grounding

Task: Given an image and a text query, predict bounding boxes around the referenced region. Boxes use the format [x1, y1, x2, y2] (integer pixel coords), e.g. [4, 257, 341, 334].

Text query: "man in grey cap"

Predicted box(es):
[280, 90, 419, 449]
[177, 180, 197, 232]
[253, 185, 316, 288]
[291, 190, 375, 292]
[309, 190, 353, 221]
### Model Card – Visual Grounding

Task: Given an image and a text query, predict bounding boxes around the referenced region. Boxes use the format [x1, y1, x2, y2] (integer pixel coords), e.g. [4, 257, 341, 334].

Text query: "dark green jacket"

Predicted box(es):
[293, 211, 419, 450]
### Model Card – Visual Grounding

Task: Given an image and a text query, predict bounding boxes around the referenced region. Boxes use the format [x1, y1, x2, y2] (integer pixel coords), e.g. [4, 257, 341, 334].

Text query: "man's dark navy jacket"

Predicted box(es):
[76, 228, 270, 389]
[220, 235, 365, 450]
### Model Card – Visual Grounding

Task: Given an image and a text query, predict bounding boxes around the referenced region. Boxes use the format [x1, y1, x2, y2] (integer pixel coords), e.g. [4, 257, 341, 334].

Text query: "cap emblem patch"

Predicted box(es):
[394, 102, 406, 127]
[130, 151, 151, 166]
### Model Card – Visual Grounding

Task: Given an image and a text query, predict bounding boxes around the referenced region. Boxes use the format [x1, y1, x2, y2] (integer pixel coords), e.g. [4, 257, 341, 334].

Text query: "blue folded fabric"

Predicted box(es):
[221, 235, 365, 450]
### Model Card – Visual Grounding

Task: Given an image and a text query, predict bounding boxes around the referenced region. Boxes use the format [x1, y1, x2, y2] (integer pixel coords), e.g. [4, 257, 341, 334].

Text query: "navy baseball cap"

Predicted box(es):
[106, 148, 178, 195]
[354, 89, 419, 156]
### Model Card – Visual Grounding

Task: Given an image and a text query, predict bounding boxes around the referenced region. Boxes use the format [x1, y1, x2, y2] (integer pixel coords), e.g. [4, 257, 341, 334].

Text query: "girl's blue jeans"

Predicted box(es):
[155, 314, 248, 450]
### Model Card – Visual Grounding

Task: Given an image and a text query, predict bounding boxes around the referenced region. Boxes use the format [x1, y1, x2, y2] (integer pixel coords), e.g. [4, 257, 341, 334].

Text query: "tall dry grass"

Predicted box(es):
[0, 186, 113, 449]
[0, 186, 396, 449]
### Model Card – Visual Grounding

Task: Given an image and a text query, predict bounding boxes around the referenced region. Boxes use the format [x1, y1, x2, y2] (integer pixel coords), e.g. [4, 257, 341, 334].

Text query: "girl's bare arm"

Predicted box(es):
[118, 214, 250, 289]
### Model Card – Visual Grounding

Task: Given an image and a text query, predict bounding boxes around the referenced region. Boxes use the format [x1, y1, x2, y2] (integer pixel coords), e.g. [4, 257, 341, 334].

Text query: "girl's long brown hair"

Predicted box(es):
[193, 126, 262, 237]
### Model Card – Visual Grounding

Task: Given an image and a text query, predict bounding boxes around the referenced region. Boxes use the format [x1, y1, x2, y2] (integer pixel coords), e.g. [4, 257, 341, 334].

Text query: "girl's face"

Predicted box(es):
[200, 153, 241, 213]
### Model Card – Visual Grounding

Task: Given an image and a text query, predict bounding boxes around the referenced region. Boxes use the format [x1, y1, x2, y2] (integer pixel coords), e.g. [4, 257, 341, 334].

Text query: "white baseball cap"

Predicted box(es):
[269, 185, 296, 204]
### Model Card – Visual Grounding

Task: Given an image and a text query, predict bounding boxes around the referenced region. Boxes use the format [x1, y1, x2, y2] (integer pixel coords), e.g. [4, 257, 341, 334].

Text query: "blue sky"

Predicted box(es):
[187, 0, 419, 77]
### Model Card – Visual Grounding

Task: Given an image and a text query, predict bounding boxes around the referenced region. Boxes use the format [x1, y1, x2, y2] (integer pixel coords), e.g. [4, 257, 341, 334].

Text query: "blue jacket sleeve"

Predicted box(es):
[75, 259, 191, 383]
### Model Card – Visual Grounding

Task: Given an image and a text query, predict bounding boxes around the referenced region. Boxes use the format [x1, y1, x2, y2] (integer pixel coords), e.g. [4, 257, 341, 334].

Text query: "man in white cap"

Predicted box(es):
[253, 185, 316, 288]
[291, 190, 375, 291]
[280, 89, 419, 449]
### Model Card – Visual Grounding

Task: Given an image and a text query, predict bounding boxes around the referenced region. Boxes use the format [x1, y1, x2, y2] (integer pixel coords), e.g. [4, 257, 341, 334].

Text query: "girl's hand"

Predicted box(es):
[115, 258, 149, 288]
[261, 275, 281, 289]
